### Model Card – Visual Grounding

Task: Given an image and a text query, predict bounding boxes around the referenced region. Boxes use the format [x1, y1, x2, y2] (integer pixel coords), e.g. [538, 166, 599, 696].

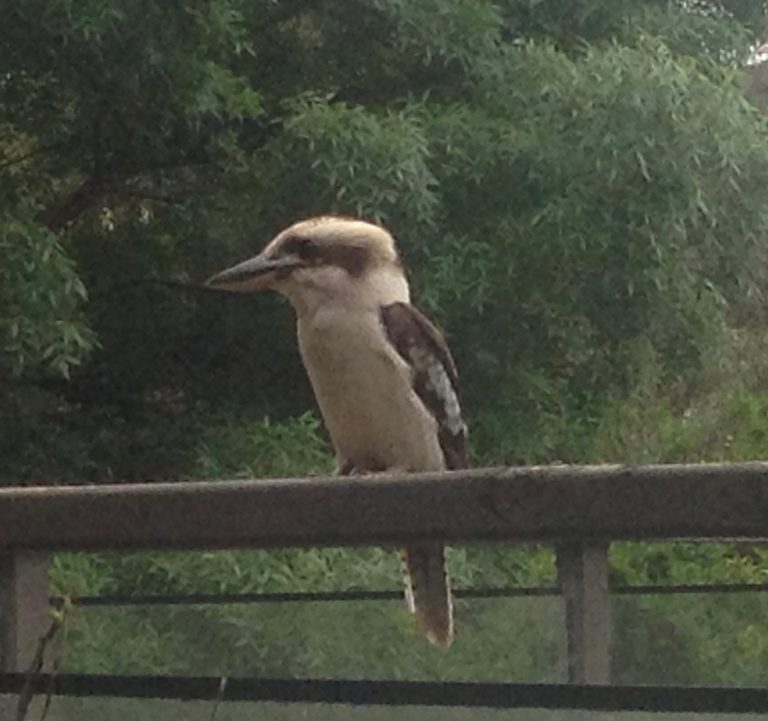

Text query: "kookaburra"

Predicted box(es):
[207, 216, 468, 647]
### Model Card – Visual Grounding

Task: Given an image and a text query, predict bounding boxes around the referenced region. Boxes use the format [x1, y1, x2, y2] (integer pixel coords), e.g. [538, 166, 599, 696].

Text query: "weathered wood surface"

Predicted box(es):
[1, 463, 768, 552]
[557, 543, 612, 684]
[0, 553, 51, 672]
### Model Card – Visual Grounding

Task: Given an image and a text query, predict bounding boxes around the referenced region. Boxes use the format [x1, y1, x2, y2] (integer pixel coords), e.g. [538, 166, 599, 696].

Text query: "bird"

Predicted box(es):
[206, 215, 468, 647]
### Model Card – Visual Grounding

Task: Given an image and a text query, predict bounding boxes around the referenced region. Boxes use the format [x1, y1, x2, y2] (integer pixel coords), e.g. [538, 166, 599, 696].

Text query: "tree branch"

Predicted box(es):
[88, 278, 222, 303]
[0, 141, 69, 171]
[38, 178, 110, 232]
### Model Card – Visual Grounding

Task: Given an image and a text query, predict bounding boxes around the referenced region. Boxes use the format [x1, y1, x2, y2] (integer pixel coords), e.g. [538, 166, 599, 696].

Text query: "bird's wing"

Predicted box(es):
[380, 302, 468, 469]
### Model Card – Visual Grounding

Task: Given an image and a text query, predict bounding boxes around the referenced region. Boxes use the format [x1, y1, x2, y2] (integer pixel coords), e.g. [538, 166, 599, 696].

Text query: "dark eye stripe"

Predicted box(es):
[280, 236, 371, 275]
[323, 245, 370, 276]
[282, 236, 316, 260]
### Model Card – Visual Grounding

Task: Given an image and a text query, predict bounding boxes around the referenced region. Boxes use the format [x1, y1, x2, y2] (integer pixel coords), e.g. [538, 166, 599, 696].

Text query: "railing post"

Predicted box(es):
[556, 542, 612, 684]
[0, 552, 51, 672]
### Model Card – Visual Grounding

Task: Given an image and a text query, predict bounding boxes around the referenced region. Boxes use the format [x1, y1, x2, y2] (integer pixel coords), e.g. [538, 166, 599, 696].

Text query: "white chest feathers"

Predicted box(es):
[297, 307, 446, 472]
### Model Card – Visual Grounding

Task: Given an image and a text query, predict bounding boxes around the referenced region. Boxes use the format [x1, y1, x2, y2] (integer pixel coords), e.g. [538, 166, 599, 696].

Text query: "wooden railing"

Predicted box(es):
[2, 462, 768, 688]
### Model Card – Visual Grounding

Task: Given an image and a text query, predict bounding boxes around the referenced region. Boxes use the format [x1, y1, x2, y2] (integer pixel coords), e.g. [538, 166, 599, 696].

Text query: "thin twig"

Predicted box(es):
[87, 277, 222, 303]
[0, 143, 66, 171]
[119, 190, 185, 206]
[15, 599, 70, 721]
[38, 605, 68, 721]
[208, 676, 228, 721]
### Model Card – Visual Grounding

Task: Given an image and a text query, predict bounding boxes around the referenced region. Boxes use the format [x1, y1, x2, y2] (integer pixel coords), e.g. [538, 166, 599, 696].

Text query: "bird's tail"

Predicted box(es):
[401, 543, 453, 647]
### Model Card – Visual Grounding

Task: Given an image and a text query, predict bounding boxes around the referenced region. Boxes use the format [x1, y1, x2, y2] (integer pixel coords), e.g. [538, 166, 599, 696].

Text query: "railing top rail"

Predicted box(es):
[2, 462, 768, 552]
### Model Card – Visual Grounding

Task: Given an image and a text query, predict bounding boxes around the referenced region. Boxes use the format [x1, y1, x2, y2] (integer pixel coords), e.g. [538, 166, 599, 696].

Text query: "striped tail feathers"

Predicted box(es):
[401, 542, 454, 648]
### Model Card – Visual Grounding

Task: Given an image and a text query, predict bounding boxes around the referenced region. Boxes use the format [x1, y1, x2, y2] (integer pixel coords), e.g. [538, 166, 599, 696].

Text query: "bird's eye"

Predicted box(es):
[283, 236, 317, 261]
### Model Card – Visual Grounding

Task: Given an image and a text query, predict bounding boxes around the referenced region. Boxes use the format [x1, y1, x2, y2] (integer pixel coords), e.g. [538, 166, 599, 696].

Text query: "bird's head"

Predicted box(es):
[206, 216, 410, 312]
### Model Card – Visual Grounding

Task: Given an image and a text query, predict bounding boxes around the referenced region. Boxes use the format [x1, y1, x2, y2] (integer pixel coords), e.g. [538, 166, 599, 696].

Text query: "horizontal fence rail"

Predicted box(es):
[2, 462, 768, 552]
[2, 674, 768, 714]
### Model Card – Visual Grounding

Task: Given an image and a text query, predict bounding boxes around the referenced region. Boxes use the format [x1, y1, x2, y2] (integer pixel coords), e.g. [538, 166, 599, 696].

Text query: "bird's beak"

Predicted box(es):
[205, 253, 303, 292]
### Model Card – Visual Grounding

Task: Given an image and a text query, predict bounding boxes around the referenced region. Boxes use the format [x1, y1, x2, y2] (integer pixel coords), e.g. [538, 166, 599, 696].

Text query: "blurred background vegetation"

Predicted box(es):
[3, 0, 768, 692]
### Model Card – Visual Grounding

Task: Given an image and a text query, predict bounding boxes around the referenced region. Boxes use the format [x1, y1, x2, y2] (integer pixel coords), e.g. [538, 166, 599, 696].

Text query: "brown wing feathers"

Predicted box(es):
[380, 302, 468, 470]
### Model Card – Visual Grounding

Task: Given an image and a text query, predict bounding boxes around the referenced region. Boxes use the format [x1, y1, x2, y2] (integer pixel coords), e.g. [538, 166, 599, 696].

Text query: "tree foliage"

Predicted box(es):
[3, 0, 768, 691]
